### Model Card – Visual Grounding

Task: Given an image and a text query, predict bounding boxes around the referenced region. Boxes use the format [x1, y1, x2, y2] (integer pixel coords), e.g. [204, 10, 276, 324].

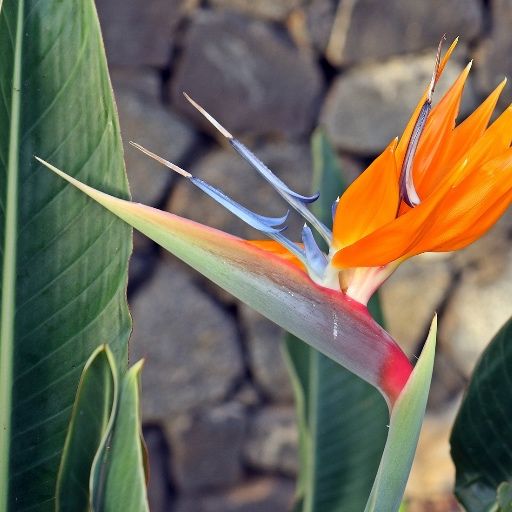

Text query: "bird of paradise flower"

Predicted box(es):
[37, 37, 511, 409]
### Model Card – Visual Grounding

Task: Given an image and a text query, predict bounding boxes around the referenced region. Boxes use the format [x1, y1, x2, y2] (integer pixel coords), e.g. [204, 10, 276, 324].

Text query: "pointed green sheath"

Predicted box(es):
[364, 317, 437, 512]
[90, 361, 149, 512]
[56, 345, 149, 512]
[55, 346, 117, 512]
[37, 158, 413, 406]
[0, 2, 131, 509]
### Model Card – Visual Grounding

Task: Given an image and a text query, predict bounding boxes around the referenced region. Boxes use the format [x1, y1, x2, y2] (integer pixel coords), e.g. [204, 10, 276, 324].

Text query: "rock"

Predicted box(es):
[243, 407, 299, 476]
[130, 261, 243, 420]
[175, 477, 295, 512]
[441, 215, 512, 378]
[112, 75, 197, 205]
[302, 0, 339, 54]
[168, 142, 313, 240]
[337, 153, 365, 184]
[166, 403, 247, 492]
[170, 10, 323, 138]
[324, 0, 482, 66]
[209, 0, 303, 21]
[95, 0, 186, 67]
[239, 305, 294, 402]
[321, 53, 478, 155]
[428, 350, 465, 411]
[451, 203, 512, 286]
[111, 68, 161, 102]
[475, 0, 512, 105]
[143, 426, 172, 511]
[380, 254, 454, 356]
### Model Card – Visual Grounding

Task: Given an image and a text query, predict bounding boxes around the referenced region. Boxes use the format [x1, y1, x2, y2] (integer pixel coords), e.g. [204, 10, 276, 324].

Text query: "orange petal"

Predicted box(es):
[410, 150, 512, 253]
[395, 38, 459, 174]
[437, 79, 507, 172]
[413, 62, 472, 196]
[332, 200, 436, 268]
[332, 139, 399, 248]
[247, 240, 305, 271]
[448, 105, 512, 188]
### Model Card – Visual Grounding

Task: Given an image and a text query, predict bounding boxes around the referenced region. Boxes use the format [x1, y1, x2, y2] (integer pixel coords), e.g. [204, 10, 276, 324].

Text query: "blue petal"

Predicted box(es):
[192, 177, 287, 233]
[302, 225, 327, 278]
[230, 139, 332, 244]
[270, 232, 307, 264]
[230, 139, 320, 203]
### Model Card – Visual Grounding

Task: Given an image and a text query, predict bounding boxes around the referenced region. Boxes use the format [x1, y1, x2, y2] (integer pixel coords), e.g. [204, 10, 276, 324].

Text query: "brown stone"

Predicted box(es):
[475, 0, 512, 105]
[170, 10, 323, 138]
[324, 0, 482, 66]
[243, 407, 299, 476]
[165, 403, 247, 492]
[96, 0, 187, 67]
[175, 477, 295, 512]
[130, 261, 243, 421]
[380, 254, 454, 356]
[321, 53, 478, 155]
[112, 74, 197, 206]
[210, 0, 303, 21]
[239, 305, 294, 403]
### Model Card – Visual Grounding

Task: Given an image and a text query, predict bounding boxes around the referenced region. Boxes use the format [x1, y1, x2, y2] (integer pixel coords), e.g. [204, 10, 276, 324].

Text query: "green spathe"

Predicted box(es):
[364, 317, 437, 512]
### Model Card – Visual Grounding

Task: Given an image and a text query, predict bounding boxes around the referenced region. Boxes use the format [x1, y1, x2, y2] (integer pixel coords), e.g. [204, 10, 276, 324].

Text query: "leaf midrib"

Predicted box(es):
[0, 1, 23, 509]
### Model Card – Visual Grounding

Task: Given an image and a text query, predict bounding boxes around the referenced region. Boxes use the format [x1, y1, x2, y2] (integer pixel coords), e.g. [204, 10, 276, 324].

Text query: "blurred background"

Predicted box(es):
[94, 0, 511, 510]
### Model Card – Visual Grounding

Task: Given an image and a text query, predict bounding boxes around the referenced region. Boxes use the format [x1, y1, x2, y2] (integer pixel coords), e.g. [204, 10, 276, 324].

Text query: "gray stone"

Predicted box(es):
[169, 142, 313, 240]
[111, 68, 161, 102]
[239, 305, 294, 403]
[441, 212, 512, 378]
[113, 76, 197, 205]
[143, 427, 172, 511]
[243, 407, 299, 476]
[130, 261, 243, 420]
[171, 10, 323, 138]
[209, 0, 303, 21]
[175, 477, 295, 512]
[321, 53, 478, 155]
[451, 211, 512, 285]
[95, 0, 186, 67]
[475, 0, 512, 105]
[302, 0, 338, 54]
[379, 254, 454, 356]
[166, 403, 247, 492]
[324, 0, 482, 66]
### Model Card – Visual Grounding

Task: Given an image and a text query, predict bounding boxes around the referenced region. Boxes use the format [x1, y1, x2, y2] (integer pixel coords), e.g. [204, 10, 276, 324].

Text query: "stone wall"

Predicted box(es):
[95, 1, 511, 510]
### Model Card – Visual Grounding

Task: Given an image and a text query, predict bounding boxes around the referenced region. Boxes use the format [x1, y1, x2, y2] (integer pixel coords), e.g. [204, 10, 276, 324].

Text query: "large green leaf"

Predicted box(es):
[90, 361, 149, 512]
[364, 317, 437, 512]
[450, 317, 512, 512]
[285, 130, 388, 512]
[0, 2, 131, 510]
[55, 346, 117, 512]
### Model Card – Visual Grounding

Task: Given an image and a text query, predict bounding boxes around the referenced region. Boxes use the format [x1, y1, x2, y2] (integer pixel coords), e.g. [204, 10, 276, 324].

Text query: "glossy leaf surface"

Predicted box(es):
[451, 317, 512, 512]
[285, 131, 388, 512]
[0, 2, 131, 510]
